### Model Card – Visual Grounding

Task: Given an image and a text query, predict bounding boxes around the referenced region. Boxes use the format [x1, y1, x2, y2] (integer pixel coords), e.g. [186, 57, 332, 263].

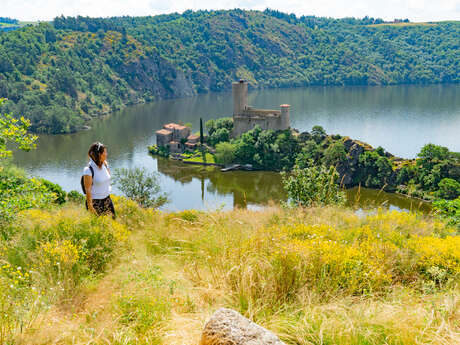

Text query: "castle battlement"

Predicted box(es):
[232, 80, 290, 137]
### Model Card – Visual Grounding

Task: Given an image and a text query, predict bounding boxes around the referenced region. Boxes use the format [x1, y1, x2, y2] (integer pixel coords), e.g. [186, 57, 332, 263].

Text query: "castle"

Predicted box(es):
[155, 80, 290, 152]
[232, 80, 290, 137]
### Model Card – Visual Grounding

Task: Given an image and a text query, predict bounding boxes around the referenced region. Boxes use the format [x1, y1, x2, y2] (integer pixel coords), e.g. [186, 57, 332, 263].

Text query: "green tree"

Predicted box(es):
[437, 178, 460, 200]
[0, 99, 37, 158]
[323, 141, 347, 167]
[215, 142, 236, 165]
[433, 197, 460, 230]
[282, 165, 345, 207]
[113, 167, 168, 208]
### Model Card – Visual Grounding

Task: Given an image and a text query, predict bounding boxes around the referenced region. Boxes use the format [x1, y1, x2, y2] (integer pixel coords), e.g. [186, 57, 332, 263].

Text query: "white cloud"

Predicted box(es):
[2, 0, 459, 22]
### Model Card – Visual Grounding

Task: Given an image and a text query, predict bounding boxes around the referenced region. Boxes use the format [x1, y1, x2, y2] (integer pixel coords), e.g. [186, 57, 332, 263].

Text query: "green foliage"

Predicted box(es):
[233, 126, 299, 170]
[323, 141, 347, 167]
[282, 164, 345, 207]
[114, 167, 167, 208]
[357, 151, 393, 188]
[0, 12, 458, 134]
[416, 143, 459, 191]
[0, 165, 54, 227]
[39, 178, 66, 204]
[0, 99, 37, 158]
[148, 145, 169, 157]
[206, 117, 233, 146]
[433, 197, 460, 229]
[295, 140, 321, 168]
[436, 178, 460, 199]
[215, 142, 236, 165]
[311, 125, 326, 144]
[67, 190, 85, 203]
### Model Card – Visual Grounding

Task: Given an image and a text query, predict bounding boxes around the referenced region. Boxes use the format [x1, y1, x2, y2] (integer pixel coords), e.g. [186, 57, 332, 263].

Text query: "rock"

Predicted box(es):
[200, 308, 286, 345]
[349, 143, 364, 165]
[343, 137, 354, 150]
[336, 161, 353, 186]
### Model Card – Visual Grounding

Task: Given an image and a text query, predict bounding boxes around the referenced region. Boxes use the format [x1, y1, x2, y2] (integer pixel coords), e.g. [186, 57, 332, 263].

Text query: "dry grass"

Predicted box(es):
[3, 199, 460, 344]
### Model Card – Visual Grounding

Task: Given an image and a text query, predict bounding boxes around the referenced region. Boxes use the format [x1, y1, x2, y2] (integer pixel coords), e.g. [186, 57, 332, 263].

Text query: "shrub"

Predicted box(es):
[0, 166, 54, 225]
[67, 190, 85, 203]
[323, 141, 347, 167]
[40, 178, 66, 204]
[114, 167, 168, 208]
[437, 178, 460, 200]
[281, 165, 345, 207]
[433, 197, 460, 230]
[215, 142, 236, 165]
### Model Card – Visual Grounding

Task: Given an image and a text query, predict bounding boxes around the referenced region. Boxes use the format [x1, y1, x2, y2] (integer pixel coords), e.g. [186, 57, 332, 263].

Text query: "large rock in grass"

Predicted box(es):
[200, 308, 286, 345]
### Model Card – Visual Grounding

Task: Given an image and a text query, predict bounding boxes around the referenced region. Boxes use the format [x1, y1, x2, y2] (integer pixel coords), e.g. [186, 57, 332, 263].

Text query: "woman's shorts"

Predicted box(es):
[86, 195, 116, 218]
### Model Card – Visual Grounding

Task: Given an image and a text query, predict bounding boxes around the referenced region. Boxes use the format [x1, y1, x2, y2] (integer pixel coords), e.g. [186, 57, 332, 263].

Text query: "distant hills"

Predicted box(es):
[0, 10, 459, 134]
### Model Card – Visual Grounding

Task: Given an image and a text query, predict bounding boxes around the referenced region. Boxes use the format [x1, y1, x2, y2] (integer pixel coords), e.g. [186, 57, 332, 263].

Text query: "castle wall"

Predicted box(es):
[233, 114, 284, 137]
[233, 81, 248, 116]
[231, 80, 290, 137]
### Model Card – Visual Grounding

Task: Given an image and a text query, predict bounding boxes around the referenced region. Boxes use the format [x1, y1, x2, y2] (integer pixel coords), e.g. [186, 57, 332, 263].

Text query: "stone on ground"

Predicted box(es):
[200, 308, 286, 345]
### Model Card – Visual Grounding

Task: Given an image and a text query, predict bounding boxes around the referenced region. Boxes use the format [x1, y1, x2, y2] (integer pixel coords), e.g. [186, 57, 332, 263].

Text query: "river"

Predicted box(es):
[13, 84, 460, 212]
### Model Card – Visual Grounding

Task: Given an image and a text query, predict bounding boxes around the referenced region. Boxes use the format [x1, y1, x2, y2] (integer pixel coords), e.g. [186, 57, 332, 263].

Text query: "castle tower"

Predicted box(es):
[232, 80, 248, 117]
[280, 104, 290, 129]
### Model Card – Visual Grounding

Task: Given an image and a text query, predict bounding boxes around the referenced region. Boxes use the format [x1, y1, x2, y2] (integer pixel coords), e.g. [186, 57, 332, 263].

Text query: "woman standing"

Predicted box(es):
[83, 142, 116, 218]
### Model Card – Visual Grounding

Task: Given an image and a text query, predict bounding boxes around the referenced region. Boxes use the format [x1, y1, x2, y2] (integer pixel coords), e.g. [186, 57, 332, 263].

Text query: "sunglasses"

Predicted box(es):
[96, 142, 104, 151]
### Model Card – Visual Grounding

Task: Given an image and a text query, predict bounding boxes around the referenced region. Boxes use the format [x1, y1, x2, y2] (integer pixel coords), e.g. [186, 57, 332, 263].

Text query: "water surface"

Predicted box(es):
[14, 84, 459, 212]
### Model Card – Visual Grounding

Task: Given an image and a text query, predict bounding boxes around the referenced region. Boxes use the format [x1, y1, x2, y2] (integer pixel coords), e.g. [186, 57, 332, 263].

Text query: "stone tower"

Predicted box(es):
[232, 80, 290, 137]
[280, 104, 290, 130]
[232, 80, 248, 116]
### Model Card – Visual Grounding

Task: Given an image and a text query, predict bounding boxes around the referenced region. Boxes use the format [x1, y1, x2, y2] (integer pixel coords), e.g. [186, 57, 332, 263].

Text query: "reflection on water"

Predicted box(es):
[156, 157, 431, 213]
[12, 84, 458, 212]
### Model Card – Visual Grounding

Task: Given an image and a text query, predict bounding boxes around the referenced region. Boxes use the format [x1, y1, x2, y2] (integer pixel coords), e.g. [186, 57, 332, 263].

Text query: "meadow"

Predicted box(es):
[0, 196, 459, 344]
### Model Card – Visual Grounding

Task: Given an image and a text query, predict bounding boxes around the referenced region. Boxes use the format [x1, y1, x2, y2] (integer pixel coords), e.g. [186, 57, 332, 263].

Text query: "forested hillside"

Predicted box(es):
[0, 9, 458, 134]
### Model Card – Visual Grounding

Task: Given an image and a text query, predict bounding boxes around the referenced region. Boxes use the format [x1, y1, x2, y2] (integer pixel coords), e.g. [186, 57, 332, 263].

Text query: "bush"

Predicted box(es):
[433, 197, 460, 230]
[323, 141, 347, 167]
[114, 167, 168, 208]
[281, 165, 345, 207]
[436, 178, 460, 200]
[67, 190, 85, 203]
[215, 142, 236, 165]
[0, 165, 54, 225]
[0, 206, 130, 341]
[40, 178, 66, 204]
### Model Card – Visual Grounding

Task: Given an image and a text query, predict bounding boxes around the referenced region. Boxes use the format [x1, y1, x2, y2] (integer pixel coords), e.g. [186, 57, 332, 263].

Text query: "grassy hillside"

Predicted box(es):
[0, 10, 458, 134]
[2, 197, 459, 344]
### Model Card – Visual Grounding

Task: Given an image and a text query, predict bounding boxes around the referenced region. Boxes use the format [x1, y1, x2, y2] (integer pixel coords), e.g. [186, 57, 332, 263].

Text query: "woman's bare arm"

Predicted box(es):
[84, 175, 96, 214]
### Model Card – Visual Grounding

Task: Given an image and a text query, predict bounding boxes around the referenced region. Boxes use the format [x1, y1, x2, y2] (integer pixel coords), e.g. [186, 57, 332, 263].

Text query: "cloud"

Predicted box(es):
[2, 0, 459, 22]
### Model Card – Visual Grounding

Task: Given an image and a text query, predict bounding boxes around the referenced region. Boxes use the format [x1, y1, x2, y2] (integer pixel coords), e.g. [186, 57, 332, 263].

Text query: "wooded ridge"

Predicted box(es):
[0, 9, 458, 134]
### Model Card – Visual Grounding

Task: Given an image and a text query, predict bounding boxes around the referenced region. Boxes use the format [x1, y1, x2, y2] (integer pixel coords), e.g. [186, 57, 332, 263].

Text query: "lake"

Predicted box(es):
[13, 84, 460, 212]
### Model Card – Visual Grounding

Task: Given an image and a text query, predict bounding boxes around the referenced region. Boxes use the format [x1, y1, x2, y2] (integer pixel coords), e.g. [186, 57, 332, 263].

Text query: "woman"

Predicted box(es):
[83, 142, 116, 218]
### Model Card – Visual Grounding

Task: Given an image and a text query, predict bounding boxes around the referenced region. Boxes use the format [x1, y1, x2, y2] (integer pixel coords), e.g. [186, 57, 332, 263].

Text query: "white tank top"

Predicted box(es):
[83, 159, 112, 199]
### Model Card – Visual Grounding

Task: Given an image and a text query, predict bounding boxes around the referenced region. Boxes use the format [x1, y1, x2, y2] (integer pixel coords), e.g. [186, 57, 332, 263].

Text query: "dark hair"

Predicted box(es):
[88, 142, 106, 167]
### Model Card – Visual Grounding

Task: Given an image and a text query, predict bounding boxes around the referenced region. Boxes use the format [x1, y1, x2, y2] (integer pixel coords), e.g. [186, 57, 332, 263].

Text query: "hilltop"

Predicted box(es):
[0, 9, 459, 134]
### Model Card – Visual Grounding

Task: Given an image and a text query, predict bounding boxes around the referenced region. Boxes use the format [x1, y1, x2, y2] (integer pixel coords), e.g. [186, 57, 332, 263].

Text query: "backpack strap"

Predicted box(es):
[89, 165, 94, 178]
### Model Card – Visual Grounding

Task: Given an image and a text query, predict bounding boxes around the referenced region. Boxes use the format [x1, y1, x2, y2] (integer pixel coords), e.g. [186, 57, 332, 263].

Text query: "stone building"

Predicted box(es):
[232, 80, 290, 137]
[156, 123, 198, 153]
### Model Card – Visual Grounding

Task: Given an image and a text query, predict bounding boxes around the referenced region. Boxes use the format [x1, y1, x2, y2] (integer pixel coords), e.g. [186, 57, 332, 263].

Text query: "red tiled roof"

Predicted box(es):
[156, 129, 172, 135]
[164, 123, 188, 131]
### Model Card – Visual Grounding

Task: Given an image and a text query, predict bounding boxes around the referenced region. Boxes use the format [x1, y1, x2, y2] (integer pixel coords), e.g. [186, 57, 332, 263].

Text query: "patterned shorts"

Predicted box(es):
[86, 196, 116, 218]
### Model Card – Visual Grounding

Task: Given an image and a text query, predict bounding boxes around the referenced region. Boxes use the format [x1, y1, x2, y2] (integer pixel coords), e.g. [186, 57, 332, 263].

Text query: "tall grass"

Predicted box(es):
[145, 207, 460, 344]
[1, 198, 459, 344]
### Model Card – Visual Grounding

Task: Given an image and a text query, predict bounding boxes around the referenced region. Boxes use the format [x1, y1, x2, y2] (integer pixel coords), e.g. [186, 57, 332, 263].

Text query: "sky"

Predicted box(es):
[3, 0, 460, 22]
